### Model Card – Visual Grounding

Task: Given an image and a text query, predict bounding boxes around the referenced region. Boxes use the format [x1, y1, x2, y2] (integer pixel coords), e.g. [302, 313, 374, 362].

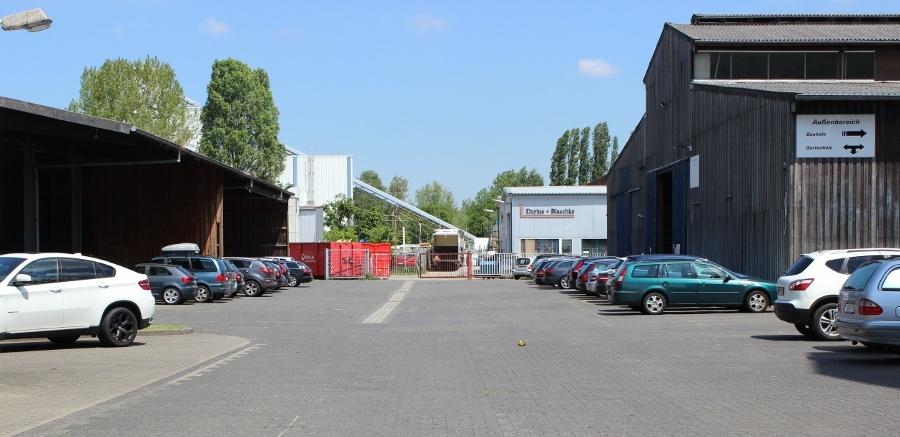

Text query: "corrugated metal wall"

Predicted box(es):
[608, 25, 900, 280]
[282, 153, 353, 206]
[790, 101, 900, 256]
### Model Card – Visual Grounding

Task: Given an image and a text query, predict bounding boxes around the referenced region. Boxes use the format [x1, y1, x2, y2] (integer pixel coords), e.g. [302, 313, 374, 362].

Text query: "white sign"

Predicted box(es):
[519, 206, 574, 219]
[796, 114, 875, 158]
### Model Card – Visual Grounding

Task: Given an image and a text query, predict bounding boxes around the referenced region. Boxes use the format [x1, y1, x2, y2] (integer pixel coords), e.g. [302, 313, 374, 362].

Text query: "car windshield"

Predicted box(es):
[842, 261, 881, 290]
[286, 262, 300, 268]
[0, 257, 26, 280]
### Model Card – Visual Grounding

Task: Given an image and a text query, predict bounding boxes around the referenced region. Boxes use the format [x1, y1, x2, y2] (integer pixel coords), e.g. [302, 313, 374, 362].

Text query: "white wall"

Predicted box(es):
[500, 193, 607, 254]
[280, 151, 353, 207]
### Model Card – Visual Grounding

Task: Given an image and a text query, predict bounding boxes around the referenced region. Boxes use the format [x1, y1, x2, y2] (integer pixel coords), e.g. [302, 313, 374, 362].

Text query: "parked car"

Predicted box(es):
[528, 254, 563, 275]
[578, 257, 623, 294]
[222, 259, 243, 298]
[224, 257, 277, 296]
[134, 263, 198, 305]
[262, 260, 287, 288]
[532, 258, 560, 285]
[151, 255, 237, 303]
[544, 258, 578, 288]
[512, 257, 531, 279]
[0, 253, 155, 347]
[284, 260, 313, 286]
[567, 257, 603, 290]
[605, 254, 709, 297]
[774, 249, 900, 341]
[610, 259, 776, 315]
[835, 258, 900, 349]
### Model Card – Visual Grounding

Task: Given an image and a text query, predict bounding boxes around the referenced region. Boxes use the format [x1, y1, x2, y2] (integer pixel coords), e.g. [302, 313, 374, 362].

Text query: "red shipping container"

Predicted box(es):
[289, 242, 327, 278]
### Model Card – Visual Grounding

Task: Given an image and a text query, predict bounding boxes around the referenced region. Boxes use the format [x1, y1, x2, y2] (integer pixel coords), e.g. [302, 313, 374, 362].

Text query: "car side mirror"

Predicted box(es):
[723, 275, 732, 282]
[12, 273, 33, 286]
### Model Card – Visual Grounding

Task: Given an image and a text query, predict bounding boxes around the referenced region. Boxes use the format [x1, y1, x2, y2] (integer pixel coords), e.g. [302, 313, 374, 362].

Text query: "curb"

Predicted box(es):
[140, 327, 194, 336]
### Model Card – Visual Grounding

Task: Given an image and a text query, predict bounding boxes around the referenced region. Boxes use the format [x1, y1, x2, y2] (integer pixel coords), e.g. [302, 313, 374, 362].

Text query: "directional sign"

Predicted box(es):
[796, 114, 875, 158]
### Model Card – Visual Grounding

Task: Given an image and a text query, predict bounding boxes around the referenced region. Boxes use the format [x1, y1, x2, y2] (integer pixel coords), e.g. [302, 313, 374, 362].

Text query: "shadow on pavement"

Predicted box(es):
[598, 307, 738, 316]
[0, 340, 146, 353]
[751, 334, 818, 342]
[806, 346, 900, 389]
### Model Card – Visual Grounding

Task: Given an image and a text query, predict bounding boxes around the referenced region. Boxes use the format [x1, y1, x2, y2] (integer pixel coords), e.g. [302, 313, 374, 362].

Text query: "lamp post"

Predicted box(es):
[1, 8, 52, 32]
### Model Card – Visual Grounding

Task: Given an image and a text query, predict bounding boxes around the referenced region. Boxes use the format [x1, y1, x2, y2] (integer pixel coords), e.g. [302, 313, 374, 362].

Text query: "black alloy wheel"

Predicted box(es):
[98, 307, 138, 347]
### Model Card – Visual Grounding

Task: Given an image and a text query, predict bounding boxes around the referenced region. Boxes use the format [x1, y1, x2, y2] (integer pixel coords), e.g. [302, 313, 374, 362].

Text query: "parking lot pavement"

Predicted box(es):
[0, 333, 248, 437]
[19, 280, 900, 436]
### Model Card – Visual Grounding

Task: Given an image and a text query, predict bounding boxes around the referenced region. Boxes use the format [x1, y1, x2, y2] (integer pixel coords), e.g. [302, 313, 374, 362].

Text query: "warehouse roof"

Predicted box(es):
[669, 22, 900, 43]
[503, 186, 607, 196]
[691, 13, 900, 24]
[692, 80, 900, 100]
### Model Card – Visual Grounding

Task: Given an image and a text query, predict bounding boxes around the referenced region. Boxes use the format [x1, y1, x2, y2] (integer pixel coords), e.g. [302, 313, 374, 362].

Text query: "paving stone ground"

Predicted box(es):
[14, 279, 900, 436]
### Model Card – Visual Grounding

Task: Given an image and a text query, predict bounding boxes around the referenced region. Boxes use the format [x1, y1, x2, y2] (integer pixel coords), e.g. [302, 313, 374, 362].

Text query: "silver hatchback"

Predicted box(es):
[835, 259, 900, 348]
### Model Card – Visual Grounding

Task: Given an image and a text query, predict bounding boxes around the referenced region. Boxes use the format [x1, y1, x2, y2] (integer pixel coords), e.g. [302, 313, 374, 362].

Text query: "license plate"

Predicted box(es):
[843, 304, 856, 314]
[777, 286, 785, 296]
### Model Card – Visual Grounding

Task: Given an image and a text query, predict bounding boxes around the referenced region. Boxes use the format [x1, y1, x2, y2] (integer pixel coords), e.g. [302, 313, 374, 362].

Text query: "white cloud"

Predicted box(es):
[203, 17, 230, 35]
[577, 58, 620, 78]
[411, 14, 447, 32]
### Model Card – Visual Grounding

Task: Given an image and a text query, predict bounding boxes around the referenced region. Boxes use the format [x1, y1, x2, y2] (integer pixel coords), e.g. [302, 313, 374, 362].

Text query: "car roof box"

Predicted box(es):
[161, 243, 201, 256]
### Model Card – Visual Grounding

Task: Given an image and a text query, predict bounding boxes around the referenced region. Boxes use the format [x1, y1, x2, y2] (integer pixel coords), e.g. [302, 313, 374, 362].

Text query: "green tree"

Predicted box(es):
[199, 58, 284, 182]
[69, 56, 191, 145]
[359, 169, 385, 191]
[577, 126, 591, 184]
[566, 128, 579, 185]
[388, 176, 409, 201]
[610, 135, 620, 167]
[550, 130, 570, 185]
[591, 122, 610, 179]
[415, 181, 458, 223]
[460, 167, 544, 237]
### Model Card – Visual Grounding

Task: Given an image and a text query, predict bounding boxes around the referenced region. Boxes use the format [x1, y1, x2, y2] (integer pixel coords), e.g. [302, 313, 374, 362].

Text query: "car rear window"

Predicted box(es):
[842, 261, 881, 291]
[784, 256, 814, 275]
[631, 264, 660, 278]
[286, 262, 300, 268]
[825, 258, 844, 273]
[847, 255, 881, 274]
[191, 258, 218, 272]
[516, 258, 530, 266]
[95, 262, 116, 278]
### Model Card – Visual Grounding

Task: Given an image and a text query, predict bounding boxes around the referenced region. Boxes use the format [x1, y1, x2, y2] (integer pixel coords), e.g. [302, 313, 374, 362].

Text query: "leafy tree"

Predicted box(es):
[415, 181, 458, 223]
[199, 58, 284, 182]
[359, 169, 385, 191]
[566, 128, 579, 185]
[388, 176, 409, 201]
[549, 130, 570, 185]
[460, 167, 544, 237]
[591, 122, 610, 179]
[610, 135, 620, 167]
[577, 126, 591, 184]
[69, 56, 191, 145]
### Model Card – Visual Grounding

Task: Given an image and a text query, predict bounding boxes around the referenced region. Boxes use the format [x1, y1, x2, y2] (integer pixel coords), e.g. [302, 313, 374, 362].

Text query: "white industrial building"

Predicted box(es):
[498, 186, 608, 255]
[279, 147, 354, 243]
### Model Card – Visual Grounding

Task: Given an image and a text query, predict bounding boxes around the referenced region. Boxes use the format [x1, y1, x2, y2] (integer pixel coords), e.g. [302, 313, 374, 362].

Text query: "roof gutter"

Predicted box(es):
[794, 94, 900, 101]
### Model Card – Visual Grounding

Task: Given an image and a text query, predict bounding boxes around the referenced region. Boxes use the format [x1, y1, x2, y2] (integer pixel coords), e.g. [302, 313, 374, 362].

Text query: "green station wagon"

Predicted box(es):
[610, 260, 777, 315]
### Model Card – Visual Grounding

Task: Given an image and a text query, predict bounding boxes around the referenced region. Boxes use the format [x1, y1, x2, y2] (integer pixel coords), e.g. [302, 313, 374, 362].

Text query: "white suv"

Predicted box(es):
[774, 249, 900, 341]
[0, 253, 155, 347]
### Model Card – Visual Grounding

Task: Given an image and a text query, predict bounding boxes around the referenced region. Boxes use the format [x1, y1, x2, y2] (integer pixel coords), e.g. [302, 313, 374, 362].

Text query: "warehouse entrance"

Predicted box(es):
[655, 170, 674, 254]
[644, 159, 688, 255]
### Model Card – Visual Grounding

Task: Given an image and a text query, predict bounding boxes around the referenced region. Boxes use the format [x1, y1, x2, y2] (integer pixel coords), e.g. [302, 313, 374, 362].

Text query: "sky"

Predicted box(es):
[1, 0, 897, 201]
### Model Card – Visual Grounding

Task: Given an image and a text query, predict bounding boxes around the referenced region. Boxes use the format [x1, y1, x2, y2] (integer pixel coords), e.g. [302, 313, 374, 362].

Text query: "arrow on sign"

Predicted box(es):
[842, 129, 867, 137]
[844, 144, 864, 154]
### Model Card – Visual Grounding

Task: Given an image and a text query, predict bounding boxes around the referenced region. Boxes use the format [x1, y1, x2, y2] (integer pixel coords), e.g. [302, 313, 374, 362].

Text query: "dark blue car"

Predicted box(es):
[135, 263, 198, 305]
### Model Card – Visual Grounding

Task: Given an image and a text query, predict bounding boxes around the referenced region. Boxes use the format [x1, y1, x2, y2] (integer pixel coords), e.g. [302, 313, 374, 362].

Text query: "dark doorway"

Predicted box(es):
[655, 170, 673, 253]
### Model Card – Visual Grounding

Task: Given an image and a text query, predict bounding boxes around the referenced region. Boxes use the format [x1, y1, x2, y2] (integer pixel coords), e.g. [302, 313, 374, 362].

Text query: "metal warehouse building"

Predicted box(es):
[607, 14, 900, 280]
[0, 96, 291, 266]
[498, 186, 608, 255]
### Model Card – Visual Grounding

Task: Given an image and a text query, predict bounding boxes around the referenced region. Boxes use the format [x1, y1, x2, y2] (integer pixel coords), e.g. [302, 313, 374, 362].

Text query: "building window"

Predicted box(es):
[561, 239, 573, 255]
[694, 51, 873, 80]
[805, 52, 840, 79]
[581, 239, 607, 255]
[769, 52, 804, 79]
[845, 52, 875, 79]
[731, 52, 768, 79]
[521, 239, 559, 254]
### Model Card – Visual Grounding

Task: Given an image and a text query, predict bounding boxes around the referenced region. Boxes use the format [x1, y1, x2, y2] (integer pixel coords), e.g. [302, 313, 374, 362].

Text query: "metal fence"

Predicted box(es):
[324, 248, 370, 279]
[419, 252, 472, 278]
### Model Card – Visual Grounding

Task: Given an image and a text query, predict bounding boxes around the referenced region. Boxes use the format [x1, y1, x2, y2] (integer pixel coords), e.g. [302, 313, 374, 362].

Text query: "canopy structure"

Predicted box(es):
[352, 178, 476, 247]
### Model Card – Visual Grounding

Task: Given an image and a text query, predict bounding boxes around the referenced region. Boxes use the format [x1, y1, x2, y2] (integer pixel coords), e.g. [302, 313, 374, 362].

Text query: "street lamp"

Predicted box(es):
[1, 8, 52, 32]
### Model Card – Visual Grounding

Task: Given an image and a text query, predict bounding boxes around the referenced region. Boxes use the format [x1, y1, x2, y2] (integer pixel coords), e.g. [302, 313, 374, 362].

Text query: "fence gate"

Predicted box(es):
[419, 252, 472, 279]
[473, 253, 516, 278]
